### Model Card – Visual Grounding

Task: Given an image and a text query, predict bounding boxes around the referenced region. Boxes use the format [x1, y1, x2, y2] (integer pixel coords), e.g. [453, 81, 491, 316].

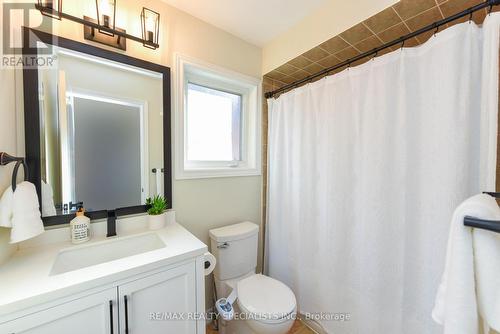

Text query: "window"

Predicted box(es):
[175, 54, 261, 179]
[186, 83, 242, 162]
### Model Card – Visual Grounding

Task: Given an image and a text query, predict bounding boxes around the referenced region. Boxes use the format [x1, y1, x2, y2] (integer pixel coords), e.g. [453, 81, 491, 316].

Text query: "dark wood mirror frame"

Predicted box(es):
[22, 27, 172, 227]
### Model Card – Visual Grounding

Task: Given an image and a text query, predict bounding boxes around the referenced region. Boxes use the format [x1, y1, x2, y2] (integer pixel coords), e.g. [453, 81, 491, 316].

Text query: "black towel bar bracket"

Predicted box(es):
[463, 192, 500, 234]
[0, 152, 29, 191]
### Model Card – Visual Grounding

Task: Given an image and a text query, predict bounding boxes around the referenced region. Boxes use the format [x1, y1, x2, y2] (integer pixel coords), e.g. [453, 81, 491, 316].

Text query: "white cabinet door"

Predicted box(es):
[0, 288, 118, 334]
[118, 261, 197, 334]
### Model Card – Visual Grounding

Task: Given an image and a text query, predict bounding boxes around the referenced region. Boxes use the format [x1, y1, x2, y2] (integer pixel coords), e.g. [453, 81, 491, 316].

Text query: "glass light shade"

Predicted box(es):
[95, 0, 116, 35]
[141, 7, 160, 49]
[37, 0, 63, 20]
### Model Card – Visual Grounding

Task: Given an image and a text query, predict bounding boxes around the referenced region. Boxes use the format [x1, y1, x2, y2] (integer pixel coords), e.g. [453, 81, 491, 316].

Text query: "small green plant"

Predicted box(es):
[146, 195, 168, 215]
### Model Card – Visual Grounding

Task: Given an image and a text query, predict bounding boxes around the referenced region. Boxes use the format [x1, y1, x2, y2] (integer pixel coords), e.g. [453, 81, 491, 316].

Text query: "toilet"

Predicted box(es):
[209, 222, 297, 334]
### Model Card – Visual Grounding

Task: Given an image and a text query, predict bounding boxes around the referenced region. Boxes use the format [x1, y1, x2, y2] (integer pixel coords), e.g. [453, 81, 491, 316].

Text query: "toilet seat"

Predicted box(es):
[236, 274, 297, 324]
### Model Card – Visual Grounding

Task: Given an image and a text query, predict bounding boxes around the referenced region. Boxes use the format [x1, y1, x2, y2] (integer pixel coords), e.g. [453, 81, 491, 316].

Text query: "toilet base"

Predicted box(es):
[218, 303, 256, 334]
[218, 304, 295, 334]
[219, 318, 255, 334]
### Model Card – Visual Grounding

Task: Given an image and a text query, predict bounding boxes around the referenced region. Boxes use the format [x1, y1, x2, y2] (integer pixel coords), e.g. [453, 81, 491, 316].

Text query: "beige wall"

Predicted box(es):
[0, 70, 18, 264]
[0, 0, 262, 309]
[262, 0, 398, 74]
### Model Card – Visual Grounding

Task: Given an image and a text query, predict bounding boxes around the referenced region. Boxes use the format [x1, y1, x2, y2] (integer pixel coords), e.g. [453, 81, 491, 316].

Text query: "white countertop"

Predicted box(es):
[0, 215, 207, 319]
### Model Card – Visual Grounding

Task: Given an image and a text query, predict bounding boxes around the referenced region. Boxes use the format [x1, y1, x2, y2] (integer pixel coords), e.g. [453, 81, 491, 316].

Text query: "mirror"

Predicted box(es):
[23, 29, 172, 224]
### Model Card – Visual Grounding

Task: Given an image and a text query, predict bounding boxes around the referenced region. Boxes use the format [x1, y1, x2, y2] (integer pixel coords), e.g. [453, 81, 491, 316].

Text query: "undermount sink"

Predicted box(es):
[50, 233, 166, 275]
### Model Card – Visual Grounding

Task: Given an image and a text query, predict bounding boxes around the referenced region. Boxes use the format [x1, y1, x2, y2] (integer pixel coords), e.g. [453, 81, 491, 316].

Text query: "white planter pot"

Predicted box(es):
[148, 212, 167, 230]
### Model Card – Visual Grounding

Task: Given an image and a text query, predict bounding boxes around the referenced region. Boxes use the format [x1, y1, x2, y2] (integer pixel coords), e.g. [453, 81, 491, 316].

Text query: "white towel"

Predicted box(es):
[0, 186, 13, 227]
[0, 182, 45, 243]
[432, 194, 500, 334]
[10, 182, 45, 243]
[474, 215, 500, 332]
[41, 180, 57, 217]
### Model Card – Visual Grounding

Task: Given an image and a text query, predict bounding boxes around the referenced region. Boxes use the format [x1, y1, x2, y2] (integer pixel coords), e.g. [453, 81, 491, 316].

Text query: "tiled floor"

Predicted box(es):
[206, 319, 315, 334]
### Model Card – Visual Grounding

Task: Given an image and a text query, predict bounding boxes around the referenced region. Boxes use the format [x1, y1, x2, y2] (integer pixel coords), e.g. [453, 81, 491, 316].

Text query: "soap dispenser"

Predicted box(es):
[70, 206, 91, 244]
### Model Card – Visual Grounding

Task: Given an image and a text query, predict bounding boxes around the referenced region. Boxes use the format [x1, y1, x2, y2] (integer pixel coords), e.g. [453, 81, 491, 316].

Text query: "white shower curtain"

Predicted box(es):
[266, 15, 500, 334]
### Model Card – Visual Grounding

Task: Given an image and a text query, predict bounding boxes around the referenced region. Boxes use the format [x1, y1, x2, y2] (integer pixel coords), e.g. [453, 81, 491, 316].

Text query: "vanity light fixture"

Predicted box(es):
[141, 8, 160, 50]
[35, 1, 160, 50]
[37, 0, 63, 20]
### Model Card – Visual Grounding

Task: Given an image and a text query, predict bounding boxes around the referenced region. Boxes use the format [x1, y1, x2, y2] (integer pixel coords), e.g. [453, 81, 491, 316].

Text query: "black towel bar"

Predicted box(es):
[463, 192, 500, 234]
[464, 216, 500, 234]
[0, 152, 29, 191]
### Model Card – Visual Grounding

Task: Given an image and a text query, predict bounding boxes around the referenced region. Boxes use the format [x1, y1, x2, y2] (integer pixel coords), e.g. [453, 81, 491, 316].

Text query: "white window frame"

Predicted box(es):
[174, 53, 261, 179]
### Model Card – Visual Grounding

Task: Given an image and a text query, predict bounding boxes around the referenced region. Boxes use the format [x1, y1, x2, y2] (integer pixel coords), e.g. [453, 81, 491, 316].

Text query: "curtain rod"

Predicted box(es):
[265, 0, 500, 99]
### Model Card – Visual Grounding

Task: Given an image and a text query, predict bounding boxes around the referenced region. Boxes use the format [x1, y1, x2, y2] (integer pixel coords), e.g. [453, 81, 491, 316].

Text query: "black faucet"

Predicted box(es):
[107, 210, 117, 237]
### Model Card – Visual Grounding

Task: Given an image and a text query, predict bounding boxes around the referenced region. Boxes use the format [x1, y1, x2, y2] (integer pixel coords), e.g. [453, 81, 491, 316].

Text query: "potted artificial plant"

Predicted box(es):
[146, 195, 168, 230]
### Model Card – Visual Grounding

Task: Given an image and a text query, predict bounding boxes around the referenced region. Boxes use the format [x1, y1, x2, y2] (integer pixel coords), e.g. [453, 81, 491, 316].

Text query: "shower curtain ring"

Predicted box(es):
[400, 40, 405, 50]
[468, 11, 473, 23]
[434, 25, 439, 37]
[488, 5, 493, 15]
[372, 50, 378, 60]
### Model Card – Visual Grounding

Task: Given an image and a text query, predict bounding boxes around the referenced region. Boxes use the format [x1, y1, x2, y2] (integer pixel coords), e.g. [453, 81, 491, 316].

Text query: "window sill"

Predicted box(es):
[175, 167, 261, 180]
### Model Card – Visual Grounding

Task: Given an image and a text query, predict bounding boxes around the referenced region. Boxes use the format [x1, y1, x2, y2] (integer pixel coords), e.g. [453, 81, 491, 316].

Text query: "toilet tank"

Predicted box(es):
[209, 222, 259, 280]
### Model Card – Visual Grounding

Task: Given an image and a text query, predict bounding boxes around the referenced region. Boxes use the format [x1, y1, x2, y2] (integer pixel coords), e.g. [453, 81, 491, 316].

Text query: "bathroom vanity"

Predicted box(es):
[0, 217, 207, 334]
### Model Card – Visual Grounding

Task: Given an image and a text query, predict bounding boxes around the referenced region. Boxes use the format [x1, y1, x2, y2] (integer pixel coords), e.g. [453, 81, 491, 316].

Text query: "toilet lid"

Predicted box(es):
[237, 274, 296, 321]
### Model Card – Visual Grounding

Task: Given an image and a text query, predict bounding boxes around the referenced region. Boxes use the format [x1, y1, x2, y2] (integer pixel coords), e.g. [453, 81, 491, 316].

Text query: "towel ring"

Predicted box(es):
[12, 160, 29, 192]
